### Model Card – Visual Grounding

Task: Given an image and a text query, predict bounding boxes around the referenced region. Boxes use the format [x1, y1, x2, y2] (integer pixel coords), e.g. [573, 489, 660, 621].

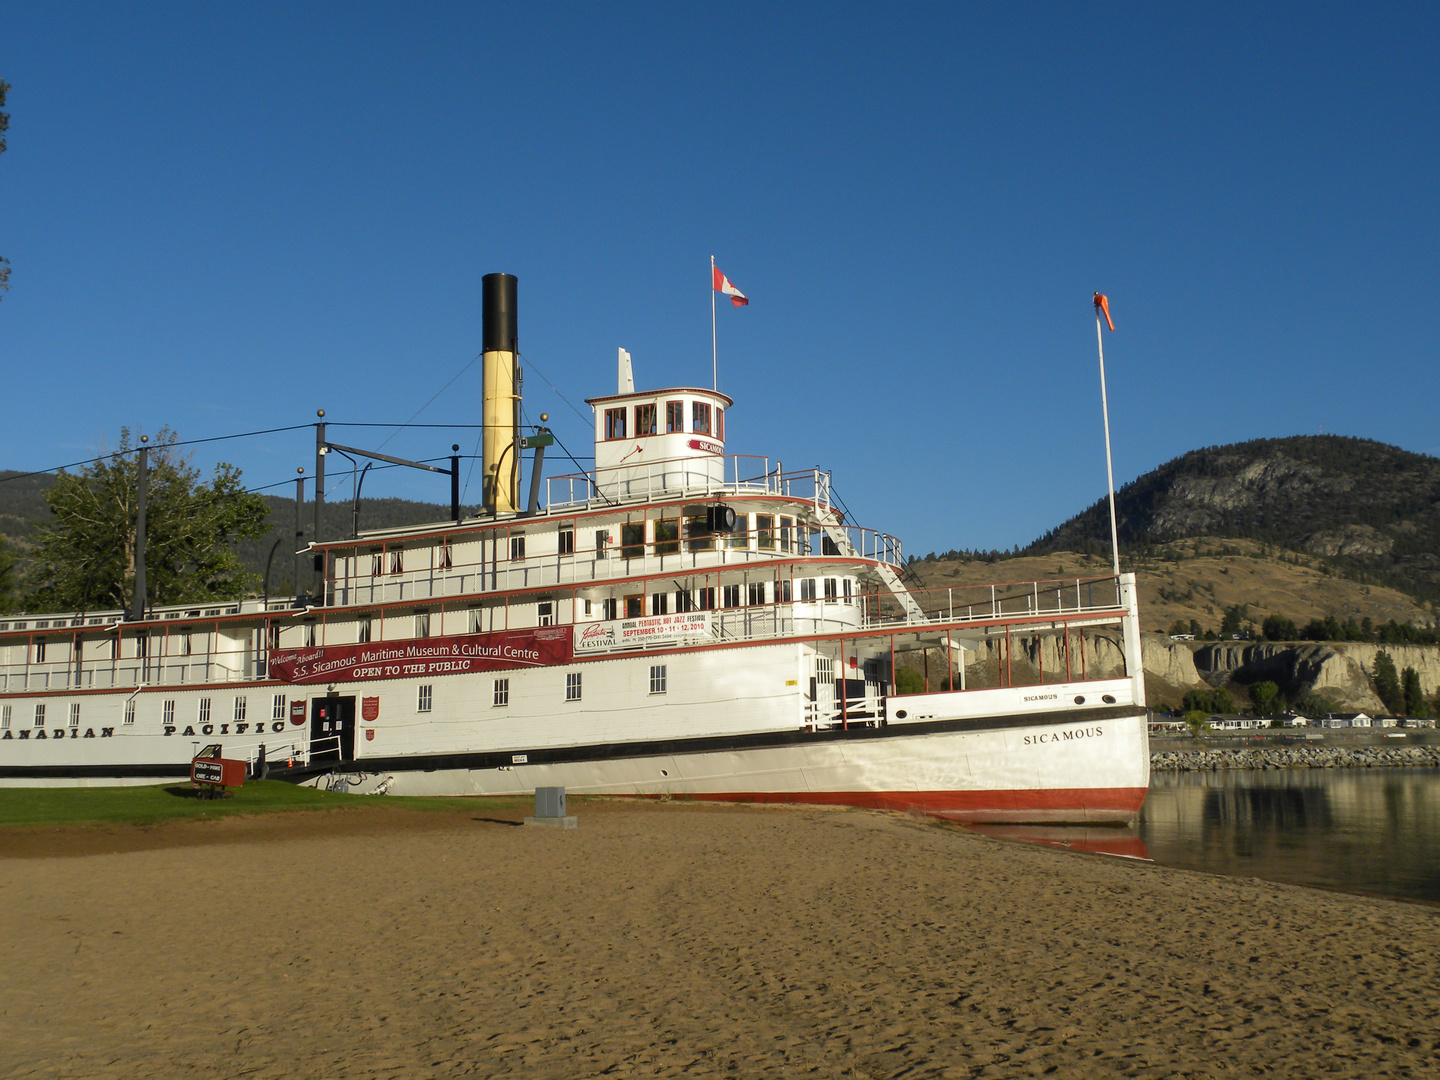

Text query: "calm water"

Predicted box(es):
[1138, 767, 1440, 904]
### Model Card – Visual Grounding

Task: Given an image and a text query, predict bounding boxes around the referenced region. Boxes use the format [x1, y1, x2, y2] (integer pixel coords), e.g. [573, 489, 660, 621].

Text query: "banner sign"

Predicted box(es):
[574, 612, 713, 654]
[268, 627, 572, 685]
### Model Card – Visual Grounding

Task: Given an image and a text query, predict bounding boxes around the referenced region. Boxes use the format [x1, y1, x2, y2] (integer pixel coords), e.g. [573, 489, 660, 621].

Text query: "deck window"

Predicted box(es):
[756, 514, 775, 550]
[800, 578, 817, 601]
[722, 584, 740, 608]
[124, 700, 136, 726]
[509, 534, 525, 561]
[559, 528, 575, 555]
[389, 548, 404, 574]
[199, 698, 211, 725]
[418, 685, 433, 713]
[625, 594, 643, 618]
[651, 592, 668, 616]
[726, 513, 749, 550]
[748, 582, 766, 606]
[494, 678, 509, 707]
[538, 601, 554, 627]
[843, 579, 853, 605]
[438, 539, 453, 569]
[34, 704, 45, 728]
[776, 577, 793, 603]
[654, 517, 680, 556]
[635, 403, 657, 436]
[779, 517, 793, 552]
[824, 578, 838, 600]
[33, 639, 45, 664]
[666, 401, 684, 433]
[621, 522, 645, 560]
[685, 514, 714, 552]
[358, 617, 372, 644]
[696, 587, 715, 611]
[650, 665, 667, 694]
[415, 611, 431, 638]
[604, 407, 627, 440]
[602, 597, 618, 620]
[692, 401, 711, 435]
[1, 705, 9, 729]
[234, 696, 247, 722]
[594, 530, 609, 558]
[370, 551, 384, 576]
[273, 694, 286, 722]
[566, 672, 582, 701]
[69, 703, 80, 728]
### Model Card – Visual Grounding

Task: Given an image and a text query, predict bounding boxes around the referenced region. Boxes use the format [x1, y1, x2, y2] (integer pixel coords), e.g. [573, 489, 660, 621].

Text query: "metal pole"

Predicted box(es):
[710, 255, 718, 391]
[131, 436, 148, 622]
[294, 468, 305, 602]
[314, 411, 326, 594]
[1096, 310, 1121, 577]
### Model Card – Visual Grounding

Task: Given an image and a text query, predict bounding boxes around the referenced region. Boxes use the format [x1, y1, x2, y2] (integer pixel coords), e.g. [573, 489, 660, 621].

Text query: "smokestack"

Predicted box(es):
[482, 273, 520, 515]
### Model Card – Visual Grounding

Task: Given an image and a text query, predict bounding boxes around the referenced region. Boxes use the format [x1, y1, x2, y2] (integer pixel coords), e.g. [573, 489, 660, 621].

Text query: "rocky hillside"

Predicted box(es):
[1023, 436, 1440, 604]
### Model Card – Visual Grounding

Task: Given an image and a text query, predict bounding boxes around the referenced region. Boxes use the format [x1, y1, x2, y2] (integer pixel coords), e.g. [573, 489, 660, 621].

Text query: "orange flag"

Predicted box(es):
[1093, 292, 1114, 331]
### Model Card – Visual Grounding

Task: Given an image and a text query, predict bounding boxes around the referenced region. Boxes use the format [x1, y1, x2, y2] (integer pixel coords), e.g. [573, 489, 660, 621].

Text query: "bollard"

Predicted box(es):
[524, 786, 577, 829]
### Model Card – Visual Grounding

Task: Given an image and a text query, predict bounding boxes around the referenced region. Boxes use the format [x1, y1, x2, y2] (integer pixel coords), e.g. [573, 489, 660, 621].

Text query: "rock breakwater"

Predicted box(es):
[1152, 745, 1440, 771]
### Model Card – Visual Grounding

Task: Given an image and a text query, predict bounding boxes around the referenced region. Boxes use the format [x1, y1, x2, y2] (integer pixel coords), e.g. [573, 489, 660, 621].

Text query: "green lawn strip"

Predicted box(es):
[0, 781, 531, 828]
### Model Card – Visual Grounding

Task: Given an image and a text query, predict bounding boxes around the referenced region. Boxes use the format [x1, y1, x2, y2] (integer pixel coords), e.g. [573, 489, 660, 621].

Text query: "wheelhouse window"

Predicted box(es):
[566, 671, 582, 701]
[604, 407, 627, 440]
[621, 522, 645, 559]
[654, 517, 680, 556]
[779, 516, 793, 552]
[716, 407, 724, 439]
[800, 578, 817, 601]
[666, 401, 684, 433]
[635, 403, 657, 436]
[692, 401, 711, 435]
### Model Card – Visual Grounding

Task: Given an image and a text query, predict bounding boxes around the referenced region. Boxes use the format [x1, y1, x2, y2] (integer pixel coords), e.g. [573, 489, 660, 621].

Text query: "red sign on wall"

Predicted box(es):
[289, 700, 307, 726]
[268, 627, 573, 685]
[361, 696, 380, 722]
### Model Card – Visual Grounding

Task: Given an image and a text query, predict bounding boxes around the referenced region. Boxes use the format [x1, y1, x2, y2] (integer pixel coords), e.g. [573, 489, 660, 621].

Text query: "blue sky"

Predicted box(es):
[3, 3, 1437, 558]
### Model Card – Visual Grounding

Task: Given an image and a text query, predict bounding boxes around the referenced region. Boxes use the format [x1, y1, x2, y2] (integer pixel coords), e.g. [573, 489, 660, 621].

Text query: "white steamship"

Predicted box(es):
[0, 275, 1149, 822]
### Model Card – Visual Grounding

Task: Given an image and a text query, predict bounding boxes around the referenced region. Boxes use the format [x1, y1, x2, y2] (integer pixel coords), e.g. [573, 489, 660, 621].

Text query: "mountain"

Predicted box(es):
[1022, 436, 1440, 604]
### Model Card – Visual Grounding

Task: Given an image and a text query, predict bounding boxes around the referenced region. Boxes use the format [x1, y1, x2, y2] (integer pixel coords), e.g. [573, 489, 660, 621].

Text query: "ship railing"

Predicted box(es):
[860, 574, 1128, 632]
[545, 456, 834, 513]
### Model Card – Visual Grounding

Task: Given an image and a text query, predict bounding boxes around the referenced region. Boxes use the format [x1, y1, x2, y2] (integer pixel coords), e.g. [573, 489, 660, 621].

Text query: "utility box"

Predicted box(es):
[191, 744, 246, 795]
[525, 786, 577, 829]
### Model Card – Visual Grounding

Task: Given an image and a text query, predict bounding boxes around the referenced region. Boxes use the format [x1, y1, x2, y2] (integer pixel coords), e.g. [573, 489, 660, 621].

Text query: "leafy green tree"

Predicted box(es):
[1220, 605, 1245, 637]
[1372, 650, 1403, 714]
[1401, 667, 1424, 717]
[1184, 710, 1211, 736]
[1250, 680, 1282, 715]
[1262, 614, 1298, 641]
[1182, 687, 1233, 714]
[23, 429, 268, 613]
[0, 541, 16, 613]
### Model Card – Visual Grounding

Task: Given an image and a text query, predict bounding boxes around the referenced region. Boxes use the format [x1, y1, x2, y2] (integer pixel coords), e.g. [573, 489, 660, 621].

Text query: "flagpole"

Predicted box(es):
[710, 255, 718, 390]
[1096, 302, 1121, 578]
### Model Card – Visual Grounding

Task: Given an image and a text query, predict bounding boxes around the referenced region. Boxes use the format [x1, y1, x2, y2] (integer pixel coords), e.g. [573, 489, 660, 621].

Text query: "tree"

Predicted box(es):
[1250, 680, 1282, 715]
[23, 429, 269, 613]
[1262, 614, 1298, 641]
[1401, 667, 1424, 717]
[0, 541, 16, 613]
[1372, 650, 1403, 715]
[1220, 605, 1245, 637]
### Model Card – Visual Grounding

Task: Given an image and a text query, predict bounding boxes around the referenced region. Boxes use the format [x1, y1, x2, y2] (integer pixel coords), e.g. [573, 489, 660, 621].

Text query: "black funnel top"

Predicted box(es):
[483, 273, 518, 354]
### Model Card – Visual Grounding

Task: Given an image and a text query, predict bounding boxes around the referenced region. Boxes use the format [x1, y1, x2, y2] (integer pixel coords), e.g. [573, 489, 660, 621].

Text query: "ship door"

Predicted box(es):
[310, 695, 356, 763]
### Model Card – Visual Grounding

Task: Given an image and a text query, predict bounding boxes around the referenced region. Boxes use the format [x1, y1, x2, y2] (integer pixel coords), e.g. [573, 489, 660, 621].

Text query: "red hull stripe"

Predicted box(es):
[651, 787, 1149, 822]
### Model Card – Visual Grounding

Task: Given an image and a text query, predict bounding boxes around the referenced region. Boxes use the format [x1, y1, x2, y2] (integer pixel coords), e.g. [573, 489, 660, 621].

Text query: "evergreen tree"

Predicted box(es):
[23, 429, 269, 613]
[1372, 651, 1403, 714]
[1401, 667, 1425, 717]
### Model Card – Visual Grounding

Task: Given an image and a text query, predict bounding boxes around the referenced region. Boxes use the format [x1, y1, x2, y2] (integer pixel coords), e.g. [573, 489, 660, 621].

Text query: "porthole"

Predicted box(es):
[1102, 694, 1116, 704]
[895, 709, 908, 720]
[1073, 696, 1086, 705]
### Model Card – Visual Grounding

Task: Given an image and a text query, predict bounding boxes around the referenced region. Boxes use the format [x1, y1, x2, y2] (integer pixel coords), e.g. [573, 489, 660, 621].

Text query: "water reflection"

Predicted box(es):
[1140, 768, 1440, 903]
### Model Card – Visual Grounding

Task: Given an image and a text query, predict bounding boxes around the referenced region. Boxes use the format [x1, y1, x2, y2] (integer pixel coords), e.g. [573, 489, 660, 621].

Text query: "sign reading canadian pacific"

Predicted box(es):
[268, 627, 572, 685]
[573, 612, 713, 654]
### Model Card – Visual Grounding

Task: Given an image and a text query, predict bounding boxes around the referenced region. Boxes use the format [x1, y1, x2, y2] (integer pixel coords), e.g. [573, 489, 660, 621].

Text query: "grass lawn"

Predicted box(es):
[0, 781, 530, 829]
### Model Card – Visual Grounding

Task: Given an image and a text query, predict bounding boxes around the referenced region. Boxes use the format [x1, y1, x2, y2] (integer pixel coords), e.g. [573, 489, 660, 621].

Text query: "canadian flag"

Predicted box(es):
[713, 265, 748, 307]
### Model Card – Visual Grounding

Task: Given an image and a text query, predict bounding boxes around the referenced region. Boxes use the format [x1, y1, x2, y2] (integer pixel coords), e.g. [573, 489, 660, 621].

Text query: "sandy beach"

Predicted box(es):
[2, 801, 1437, 1079]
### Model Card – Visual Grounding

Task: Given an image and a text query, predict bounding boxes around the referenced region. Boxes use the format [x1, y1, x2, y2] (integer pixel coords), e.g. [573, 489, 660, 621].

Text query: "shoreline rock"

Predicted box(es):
[1151, 745, 1440, 771]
